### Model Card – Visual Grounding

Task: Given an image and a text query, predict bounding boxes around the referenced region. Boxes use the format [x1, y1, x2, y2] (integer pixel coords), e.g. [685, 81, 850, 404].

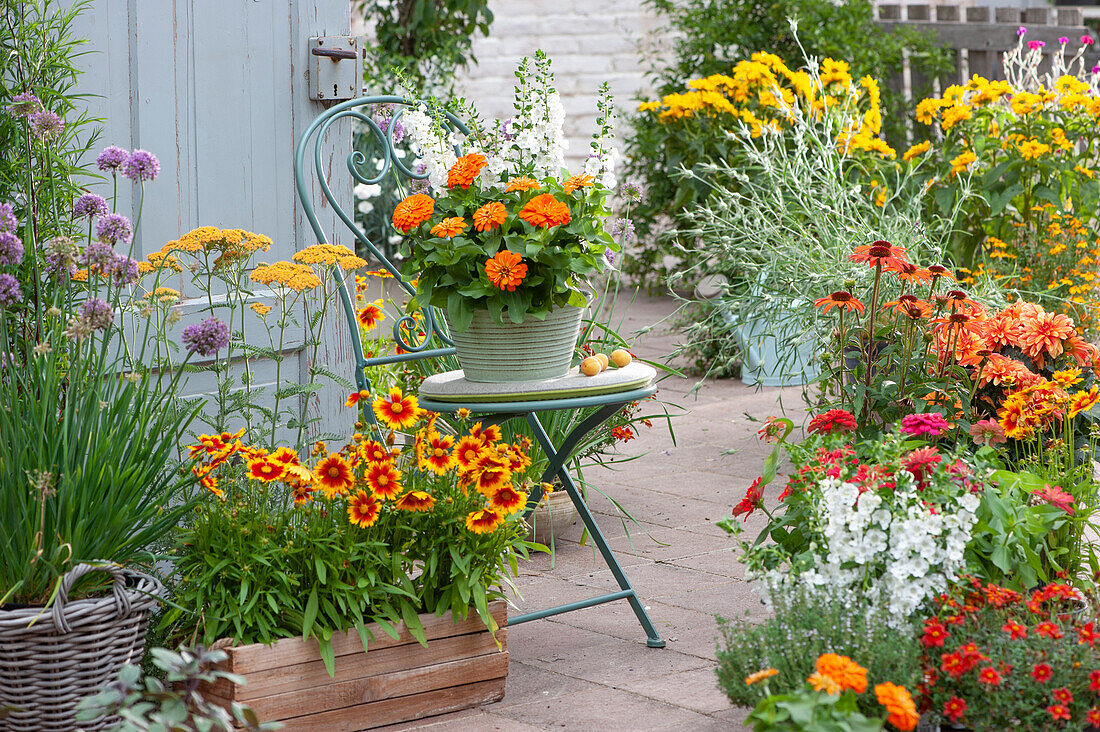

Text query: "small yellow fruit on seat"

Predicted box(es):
[595, 353, 609, 371]
[611, 349, 632, 368]
[580, 356, 602, 376]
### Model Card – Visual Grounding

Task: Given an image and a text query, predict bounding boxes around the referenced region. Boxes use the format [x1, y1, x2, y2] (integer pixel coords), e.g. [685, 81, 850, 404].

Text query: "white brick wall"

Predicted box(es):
[454, 0, 663, 170]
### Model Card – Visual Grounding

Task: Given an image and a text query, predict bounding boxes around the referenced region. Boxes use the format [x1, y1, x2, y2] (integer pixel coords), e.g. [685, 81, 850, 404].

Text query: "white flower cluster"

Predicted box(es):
[764, 475, 979, 627]
[503, 50, 568, 181]
[584, 82, 618, 188]
[402, 106, 458, 191]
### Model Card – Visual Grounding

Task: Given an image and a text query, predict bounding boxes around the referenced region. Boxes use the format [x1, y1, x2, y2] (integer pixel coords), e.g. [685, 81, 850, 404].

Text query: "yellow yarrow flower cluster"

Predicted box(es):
[638, 52, 892, 155]
[251, 262, 323, 292]
[292, 243, 368, 270]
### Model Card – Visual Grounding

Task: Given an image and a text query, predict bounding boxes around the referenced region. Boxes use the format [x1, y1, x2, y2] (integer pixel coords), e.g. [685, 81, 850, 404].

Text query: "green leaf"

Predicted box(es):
[302, 586, 319, 639]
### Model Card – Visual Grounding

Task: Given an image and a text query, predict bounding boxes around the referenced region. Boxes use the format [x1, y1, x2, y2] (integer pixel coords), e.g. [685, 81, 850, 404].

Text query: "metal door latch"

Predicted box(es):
[309, 36, 360, 101]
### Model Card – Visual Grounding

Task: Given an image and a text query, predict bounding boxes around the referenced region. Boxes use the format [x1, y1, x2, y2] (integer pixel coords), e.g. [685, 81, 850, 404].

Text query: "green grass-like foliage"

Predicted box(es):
[716, 584, 920, 720]
[0, 318, 199, 607]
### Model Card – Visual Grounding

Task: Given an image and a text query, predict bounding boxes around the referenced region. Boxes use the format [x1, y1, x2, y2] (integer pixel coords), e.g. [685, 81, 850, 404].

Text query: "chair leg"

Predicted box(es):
[519, 410, 666, 648]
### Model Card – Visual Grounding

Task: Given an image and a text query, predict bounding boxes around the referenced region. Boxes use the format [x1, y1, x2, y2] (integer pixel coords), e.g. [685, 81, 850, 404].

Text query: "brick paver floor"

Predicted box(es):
[381, 292, 807, 731]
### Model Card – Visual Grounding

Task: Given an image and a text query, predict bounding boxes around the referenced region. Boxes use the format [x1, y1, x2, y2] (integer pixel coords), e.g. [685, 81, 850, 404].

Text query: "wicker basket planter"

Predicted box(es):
[0, 563, 164, 732]
[203, 601, 508, 731]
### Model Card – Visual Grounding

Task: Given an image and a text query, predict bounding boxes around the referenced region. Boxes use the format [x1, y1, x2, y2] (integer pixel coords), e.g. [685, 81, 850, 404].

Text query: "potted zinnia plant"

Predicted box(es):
[390, 51, 619, 382]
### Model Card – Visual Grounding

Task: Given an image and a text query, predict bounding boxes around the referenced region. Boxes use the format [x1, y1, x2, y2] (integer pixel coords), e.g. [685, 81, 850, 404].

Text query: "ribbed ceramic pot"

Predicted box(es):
[446, 306, 584, 383]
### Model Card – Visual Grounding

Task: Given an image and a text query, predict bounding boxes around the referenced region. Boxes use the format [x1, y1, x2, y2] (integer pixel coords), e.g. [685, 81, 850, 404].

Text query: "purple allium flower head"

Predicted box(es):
[96, 146, 129, 172]
[109, 253, 139, 285]
[122, 149, 159, 182]
[44, 237, 78, 279]
[1017, 26, 1027, 37]
[81, 239, 116, 272]
[95, 212, 133, 245]
[608, 216, 635, 243]
[0, 203, 17, 234]
[0, 273, 22, 307]
[1084, 35, 1096, 46]
[619, 180, 644, 203]
[28, 110, 64, 141]
[409, 162, 432, 195]
[79, 298, 114, 331]
[1060, 36, 1069, 45]
[182, 316, 230, 357]
[8, 92, 42, 118]
[604, 249, 616, 266]
[0, 232, 24, 267]
[73, 193, 109, 219]
[1028, 40, 1046, 51]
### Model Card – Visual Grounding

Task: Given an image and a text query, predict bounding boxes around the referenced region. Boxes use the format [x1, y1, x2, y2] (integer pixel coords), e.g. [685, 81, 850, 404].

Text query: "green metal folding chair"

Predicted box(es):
[293, 96, 665, 648]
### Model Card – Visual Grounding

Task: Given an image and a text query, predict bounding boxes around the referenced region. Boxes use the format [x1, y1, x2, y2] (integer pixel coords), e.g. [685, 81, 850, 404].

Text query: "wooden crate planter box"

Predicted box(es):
[203, 602, 508, 731]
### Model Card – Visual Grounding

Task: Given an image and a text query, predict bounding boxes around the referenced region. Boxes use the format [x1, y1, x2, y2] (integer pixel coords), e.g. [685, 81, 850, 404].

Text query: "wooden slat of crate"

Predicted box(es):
[213, 623, 506, 701]
[221, 650, 508, 722]
[275, 677, 507, 732]
[223, 601, 507, 676]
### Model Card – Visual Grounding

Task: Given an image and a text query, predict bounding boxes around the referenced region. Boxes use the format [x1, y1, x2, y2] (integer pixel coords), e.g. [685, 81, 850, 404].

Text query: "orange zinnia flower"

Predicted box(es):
[473, 201, 507, 232]
[807, 671, 841, 695]
[518, 193, 571, 228]
[815, 653, 868, 694]
[423, 433, 455, 474]
[465, 507, 505, 534]
[247, 458, 286, 483]
[849, 240, 909, 270]
[395, 490, 436, 512]
[489, 483, 528, 515]
[814, 291, 865, 315]
[392, 193, 435, 233]
[485, 250, 528, 291]
[505, 176, 540, 192]
[875, 682, 919, 731]
[447, 153, 487, 189]
[366, 460, 403, 500]
[347, 489, 380, 528]
[373, 387, 422, 430]
[744, 668, 778, 685]
[315, 453, 354, 497]
[563, 174, 595, 194]
[430, 216, 468, 238]
[357, 301, 385, 330]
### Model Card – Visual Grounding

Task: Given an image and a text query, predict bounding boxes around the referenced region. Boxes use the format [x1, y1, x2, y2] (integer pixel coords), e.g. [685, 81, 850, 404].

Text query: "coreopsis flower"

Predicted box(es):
[814, 290, 865, 314]
[743, 669, 778, 686]
[314, 453, 354, 497]
[875, 683, 919, 731]
[1069, 386, 1100, 417]
[472, 201, 507, 232]
[1077, 621, 1097, 647]
[423, 433, 455, 474]
[391, 193, 435, 233]
[347, 490, 380, 528]
[357, 300, 385, 331]
[454, 436, 487, 471]
[122, 149, 160, 182]
[247, 458, 286, 482]
[465, 507, 504, 534]
[372, 387, 422, 430]
[1047, 705, 1071, 722]
[345, 389, 370, 408]
[1036, 622, 1065, 639]
[366, 460, 402, 500]
[484, 250, 528, 291]
[731, 477, 765, 521]
[1090, 670, 1100, 692]
[361, 440, 389, 464]
[1053, 687, 1074, 705]
[807, 409, 858, 435]
[518, 193, 570, 228]
[922, 618, 950, 648]
[563, 174, 595, 194]
[394, 490, 435, 512]
[489, 483, 527, 515]
[473, 452, 512, 496]
[182, 317, 230, 356]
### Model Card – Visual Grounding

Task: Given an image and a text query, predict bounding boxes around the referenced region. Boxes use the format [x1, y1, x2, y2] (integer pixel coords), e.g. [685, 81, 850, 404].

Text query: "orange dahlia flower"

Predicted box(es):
[373, 387, 422, 430]
[518, 193, 571, 228]
[447, 153, 487, 189]
[395, 490, 436, 512]
[430, 216, 468, 238]
[465, 507, 505, 534]
[563, 174, 595, 194]
[366, 460, 403, 500]
[473, 201, 507, 232]
[315, 453, 354, 497]
[485, 250, 528, 291]
[1018, 309, 1075, 361]
[505, 176, 540, 192]
[874, 683, 919, 731]
[347, 489, 380, 528]
[392, 194, 435, 233]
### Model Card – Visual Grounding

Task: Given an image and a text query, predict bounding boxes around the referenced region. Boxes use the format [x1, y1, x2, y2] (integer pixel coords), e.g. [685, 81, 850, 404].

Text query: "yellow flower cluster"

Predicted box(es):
[292, 243, 367, 270]
[142, 286, 181, 304]
[251, 262, 324, 292]
[639, 52, 893, 156]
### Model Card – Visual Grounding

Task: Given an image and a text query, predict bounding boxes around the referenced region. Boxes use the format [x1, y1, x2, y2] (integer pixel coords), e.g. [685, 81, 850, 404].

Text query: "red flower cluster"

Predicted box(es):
[807, 409, 858, 435]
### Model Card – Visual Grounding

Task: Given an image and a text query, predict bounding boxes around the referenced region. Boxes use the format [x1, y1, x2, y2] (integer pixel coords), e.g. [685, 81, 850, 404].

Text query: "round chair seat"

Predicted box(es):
[419, 361, 656, 404]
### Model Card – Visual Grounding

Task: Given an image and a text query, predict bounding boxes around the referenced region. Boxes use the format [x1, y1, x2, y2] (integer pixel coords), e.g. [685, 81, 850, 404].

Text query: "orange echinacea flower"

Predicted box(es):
[814, 291, 865, 315]
[849, 240, 909, 270]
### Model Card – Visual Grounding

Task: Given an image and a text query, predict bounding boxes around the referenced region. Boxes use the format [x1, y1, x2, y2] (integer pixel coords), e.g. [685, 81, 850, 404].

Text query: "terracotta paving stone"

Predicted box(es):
[392, 294, 799, 730]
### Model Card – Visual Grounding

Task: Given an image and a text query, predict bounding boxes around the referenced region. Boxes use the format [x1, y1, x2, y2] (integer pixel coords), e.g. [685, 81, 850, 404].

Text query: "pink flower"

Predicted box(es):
[1034, 484, 1075, 514]
[1084, 35, 1095, 45]
[1059, 36, 1069, 45]
[1028, 40, 1046, 50]
[1018, 26, 1027, 37]
[901, 413, 952, 438]
[969, 419, 1006, 446]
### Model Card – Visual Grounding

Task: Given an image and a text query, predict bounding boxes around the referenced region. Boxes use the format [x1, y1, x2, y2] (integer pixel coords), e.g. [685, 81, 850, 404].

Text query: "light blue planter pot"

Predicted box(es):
[726, 309, 820, 388]
[446, 306, 584, 383]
